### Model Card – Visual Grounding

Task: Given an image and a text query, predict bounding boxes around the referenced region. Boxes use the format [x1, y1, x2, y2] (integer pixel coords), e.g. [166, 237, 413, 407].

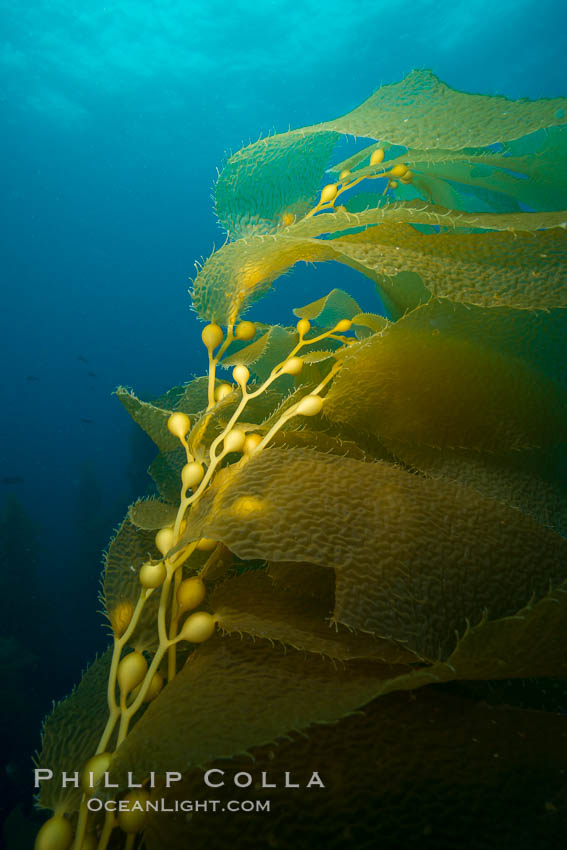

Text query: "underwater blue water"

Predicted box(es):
[1, 0, 566, 674]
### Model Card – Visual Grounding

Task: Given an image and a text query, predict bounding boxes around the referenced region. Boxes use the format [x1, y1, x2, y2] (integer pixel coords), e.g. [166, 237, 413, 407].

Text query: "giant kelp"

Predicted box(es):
[35, 72, 567, 850]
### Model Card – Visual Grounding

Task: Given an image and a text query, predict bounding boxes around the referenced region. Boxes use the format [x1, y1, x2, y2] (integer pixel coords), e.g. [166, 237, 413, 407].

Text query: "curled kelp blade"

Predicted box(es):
[215, 69, 567, 239]
[293, 287, 363, 327]
[142, 687, 567, 850]
[104, 635, 407, 791]
[36, 649, 113, 814]
[191, 204, 567, 322]
[211, 570, 416, 664]
[177, 448, 567, 661]
[323, 299, 567, 452]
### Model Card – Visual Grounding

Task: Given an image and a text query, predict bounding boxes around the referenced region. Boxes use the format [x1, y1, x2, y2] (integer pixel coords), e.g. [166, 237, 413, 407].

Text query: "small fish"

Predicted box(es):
[1, 476, 24, 485]
[88, 371, 97, 378]
[78, 355, 89, 364]
[80, 418, 95, 424]
[26, 375, 40, 382]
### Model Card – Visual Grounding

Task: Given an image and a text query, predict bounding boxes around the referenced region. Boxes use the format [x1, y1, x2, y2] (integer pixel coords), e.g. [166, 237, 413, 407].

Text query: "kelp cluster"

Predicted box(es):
[35, 71, 567, 850]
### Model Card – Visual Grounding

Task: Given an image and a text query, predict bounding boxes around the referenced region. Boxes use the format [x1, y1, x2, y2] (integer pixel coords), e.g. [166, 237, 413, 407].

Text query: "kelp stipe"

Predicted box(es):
[35, 71, 567, 850]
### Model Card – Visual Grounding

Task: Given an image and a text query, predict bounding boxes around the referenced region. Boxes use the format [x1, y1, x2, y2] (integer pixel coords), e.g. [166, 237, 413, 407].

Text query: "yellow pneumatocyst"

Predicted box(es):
[117, 651, 148, 697]
[296, 318, 311, 336]
[81, 753, 113, 794]
[155, 526, 174, 556]
[214, 382, 233, 401]
[334, 318, 353, 332]
[224, 429, 246, 453]
[320, 183, 338, 204]
[296, 395, 324, 416]
[130, 671, 163, 703]
[243, 433, 262, 454]
[197, 537, 217, 551]
[177, 577, 206, 613]
[139, 561, 167, 589]
[201, 322, 224, 350]
[235, 321, 256, 340]
[280, 356, 303, 376]
[167, 412, 190, 441]
[280, 211, 295, 227]
[179, 611, 216, 643]
[339, 169, 350, 181]
[370, 147, 385, 165]
[109, 601, 135, 637]
[233, 364, 250, 386]
[389, 163, 408, 178]
[117, 790, 151, 834]
[182, 461, 205, 491]
[34, 815, 73, 850]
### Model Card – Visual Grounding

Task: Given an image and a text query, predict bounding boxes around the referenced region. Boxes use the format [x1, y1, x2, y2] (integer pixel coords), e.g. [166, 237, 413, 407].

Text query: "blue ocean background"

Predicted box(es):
[0, 0, 566, 829]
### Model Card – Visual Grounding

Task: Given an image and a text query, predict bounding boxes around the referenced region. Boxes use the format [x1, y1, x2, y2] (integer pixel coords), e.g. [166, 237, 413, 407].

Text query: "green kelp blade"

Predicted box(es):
[105, 634, 408, 791]
[103, 517, 162, 652]
[191, 204, 567, 323]
[433, 583, 567, 681]
[116, 388, 178, 453]
[324, 300, 567, 452]
[221, 324, 298, 382]
[190, 231, 336, 324]
[176, 448, 567, 661]
[331, 128, 567, 214]
[211, 570, 417, 663]
[408, 126, 567, 213]
[128, 497, 178, 531]
[384, 441, 567, 538]
[148, 447, 185, 504]
[37, 648, 113, 814]
[293, 287, 362, 327]
[187, 386, 285, 462]
[144, 689, 567, 850]
[174, 375, 213, 414]
[267, 426, 373, 461]
[330, 218, 567, 311]
[214, 70, 567, 243]
[351, 311, 389, 338]
[215, 130, 339, 239]
[317, 69, 567, 149]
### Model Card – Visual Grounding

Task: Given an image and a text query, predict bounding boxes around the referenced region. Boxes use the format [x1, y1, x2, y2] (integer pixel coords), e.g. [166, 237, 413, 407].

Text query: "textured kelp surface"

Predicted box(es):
[36, 71, 567, 850]
[142, 688, 567, 850]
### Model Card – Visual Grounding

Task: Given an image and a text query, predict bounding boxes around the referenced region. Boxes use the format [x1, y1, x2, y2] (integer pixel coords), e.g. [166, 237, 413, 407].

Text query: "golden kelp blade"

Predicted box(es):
[143, 689, 567, 850]
[383, 442, 567, 537]
[178, 448, 567, 660]
[36, 649, 113, 814]
[105, 635, 407, 791]
[215, 70, 567, 238]
[191, 232, 336, 323]
[191, 204, 567, 322]
[333, 220, 567, 310]
[323, 299, 567, 452]
[317, 69, 567, 149]
[211, 570, 416, 663]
